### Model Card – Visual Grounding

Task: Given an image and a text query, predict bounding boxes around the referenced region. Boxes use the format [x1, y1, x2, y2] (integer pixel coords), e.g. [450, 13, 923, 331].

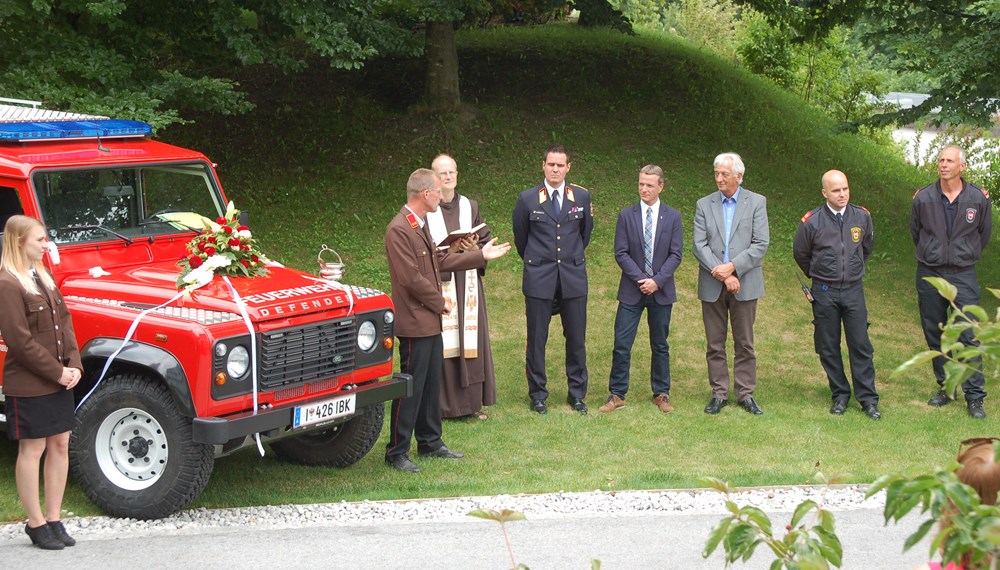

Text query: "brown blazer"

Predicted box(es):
[385, 207, 486, 337]
[0, 270, 82, 397]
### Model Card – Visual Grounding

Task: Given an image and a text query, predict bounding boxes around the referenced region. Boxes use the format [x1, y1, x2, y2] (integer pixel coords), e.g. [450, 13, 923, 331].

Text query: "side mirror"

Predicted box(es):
[238, 210, 249, 228]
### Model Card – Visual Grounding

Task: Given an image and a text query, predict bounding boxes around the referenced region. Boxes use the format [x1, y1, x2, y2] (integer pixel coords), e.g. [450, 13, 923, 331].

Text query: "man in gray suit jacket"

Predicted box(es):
[692, 152, 770, 415]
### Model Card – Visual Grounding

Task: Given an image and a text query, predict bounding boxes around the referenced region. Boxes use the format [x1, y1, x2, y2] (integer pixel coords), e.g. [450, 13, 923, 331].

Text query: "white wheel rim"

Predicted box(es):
[94, 407, 169, 491]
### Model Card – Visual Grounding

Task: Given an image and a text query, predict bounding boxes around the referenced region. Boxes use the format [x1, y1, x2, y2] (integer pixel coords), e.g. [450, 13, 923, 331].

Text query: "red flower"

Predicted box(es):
[222, 226, 234, 234]
[240, 259, 250, 268]
[241, 244, 250, 251]
[228, 238, 241, 247]
[204, 246, 217, 256]
[207, 236, 217, 243]
[251, 254, 259, 262]
[216, 217, 226, 224]
[237, 225, 249, 232]
[197, 242, 206, 251]
[189, 255, 203, 269]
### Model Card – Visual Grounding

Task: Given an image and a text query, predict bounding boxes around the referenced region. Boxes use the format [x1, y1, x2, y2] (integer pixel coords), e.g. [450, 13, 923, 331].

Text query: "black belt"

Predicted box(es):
[812, 279, 861, 289]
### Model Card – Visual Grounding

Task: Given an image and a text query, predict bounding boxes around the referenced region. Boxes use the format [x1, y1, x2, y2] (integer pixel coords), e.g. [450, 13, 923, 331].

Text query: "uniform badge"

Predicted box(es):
[565, 186, 575, 202]
[967, 208, 977, 223]
[538, 188, 547, 204]
[800, 210, 813, 223]
[405, 212, 419, 229]
[851, 227, 862, 243]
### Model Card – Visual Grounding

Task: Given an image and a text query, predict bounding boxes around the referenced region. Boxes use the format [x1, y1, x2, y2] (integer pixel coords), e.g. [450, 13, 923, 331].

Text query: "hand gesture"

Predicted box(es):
[724, 275, 740, 294]
[443, 297, 455, 315]
[481, 238, 511, 260]
[449, 234, 479, 253]
[60, 367, 81, 390]
[712, 262, 735, 281]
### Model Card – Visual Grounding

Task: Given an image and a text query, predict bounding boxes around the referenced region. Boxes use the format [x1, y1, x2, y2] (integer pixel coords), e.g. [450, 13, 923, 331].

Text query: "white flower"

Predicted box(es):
[238, 229, 252, 239]
[225, 201, 238, 220]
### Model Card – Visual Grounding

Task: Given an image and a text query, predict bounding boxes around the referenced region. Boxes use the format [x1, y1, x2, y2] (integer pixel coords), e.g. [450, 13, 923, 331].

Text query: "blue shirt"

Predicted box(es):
[721, 186, 741, 263]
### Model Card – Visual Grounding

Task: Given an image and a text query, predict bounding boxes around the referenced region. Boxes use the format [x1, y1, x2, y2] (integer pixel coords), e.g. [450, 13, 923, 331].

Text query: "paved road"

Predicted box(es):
[0, 506, 929, 569]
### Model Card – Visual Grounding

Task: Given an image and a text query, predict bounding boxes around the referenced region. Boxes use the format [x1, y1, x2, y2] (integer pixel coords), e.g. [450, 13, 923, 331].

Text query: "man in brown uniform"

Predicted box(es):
[428, 154, 498, 419]
[384, 168, 510, 472]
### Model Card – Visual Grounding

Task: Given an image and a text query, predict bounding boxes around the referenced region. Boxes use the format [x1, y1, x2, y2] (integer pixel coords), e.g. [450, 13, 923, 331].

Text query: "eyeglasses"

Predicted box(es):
[714, 171, 734, 179]
[425, 188, 443, 195]
[436, 170, 457, 177]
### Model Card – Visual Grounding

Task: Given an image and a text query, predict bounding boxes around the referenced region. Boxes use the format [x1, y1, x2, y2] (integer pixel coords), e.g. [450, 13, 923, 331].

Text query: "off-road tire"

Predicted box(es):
[70, 373, 214, 520]
[270, 403, 384, 467]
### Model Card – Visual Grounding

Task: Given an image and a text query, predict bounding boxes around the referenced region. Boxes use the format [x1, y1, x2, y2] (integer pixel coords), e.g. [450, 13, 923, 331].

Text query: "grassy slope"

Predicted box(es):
[3, 26, 997, 519]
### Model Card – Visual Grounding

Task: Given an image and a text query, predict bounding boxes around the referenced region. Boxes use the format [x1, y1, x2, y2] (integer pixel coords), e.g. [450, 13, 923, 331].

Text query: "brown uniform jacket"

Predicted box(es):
[0, 270, 82, 397]
[385, 207, 486, 338]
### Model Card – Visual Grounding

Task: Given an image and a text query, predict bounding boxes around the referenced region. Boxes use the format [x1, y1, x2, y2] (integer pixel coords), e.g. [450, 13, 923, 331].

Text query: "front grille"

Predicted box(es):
[259, 318, 356, 389]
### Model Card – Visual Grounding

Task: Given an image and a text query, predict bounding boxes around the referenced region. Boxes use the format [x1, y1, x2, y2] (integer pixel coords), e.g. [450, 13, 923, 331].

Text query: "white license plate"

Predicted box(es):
[292, 394, 356, 428]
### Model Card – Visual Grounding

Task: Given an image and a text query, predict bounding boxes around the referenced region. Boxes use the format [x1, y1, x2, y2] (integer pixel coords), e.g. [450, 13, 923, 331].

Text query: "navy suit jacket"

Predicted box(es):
[615, 201, 683, 306]
[512, 182, 593, 299]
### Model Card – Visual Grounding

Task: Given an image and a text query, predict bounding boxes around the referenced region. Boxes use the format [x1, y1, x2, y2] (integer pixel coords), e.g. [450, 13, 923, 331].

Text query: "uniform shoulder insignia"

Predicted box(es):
[405, 212, 419, 229]
[913, 188, 921, 200]
[982, 187, 990, 199]
[800, 210, 813, 223]
[855, 204, 871, 216]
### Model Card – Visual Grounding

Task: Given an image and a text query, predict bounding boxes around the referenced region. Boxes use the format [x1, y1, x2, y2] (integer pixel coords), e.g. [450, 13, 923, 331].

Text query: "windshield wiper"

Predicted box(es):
[138, 218, 201, 235]
[61, 225, 134, 246]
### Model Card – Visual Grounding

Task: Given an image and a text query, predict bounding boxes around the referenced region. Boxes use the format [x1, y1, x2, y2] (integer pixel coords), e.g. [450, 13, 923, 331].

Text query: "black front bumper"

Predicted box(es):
[191, 373, 412, 445]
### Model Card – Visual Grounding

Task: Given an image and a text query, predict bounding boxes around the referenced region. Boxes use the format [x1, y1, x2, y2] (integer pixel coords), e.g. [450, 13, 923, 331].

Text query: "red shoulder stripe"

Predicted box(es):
[800, 210, 813, 223]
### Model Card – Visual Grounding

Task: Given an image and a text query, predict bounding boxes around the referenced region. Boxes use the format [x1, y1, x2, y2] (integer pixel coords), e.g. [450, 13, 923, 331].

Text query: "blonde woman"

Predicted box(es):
[0, 215, 81, 549]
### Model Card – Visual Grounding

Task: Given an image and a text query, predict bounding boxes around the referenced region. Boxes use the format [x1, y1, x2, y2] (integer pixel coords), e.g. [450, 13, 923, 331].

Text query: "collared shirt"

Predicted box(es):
[721, 186, 741, 263]
[643, 199, 660, 261]
[938, 183, 960, 238]
[544, 181, 566, 205]
[826, 204, 846, 216]
[404, 205, 425, 228]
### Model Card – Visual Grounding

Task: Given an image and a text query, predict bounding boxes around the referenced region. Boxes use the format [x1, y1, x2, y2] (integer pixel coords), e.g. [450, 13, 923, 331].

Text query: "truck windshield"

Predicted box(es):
[33, 163, 224, 244]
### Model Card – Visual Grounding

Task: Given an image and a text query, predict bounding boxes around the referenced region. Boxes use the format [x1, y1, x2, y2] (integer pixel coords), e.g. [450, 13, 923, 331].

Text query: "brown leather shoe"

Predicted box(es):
[598, 394, 625, 413]
[653, 394, 674, 413]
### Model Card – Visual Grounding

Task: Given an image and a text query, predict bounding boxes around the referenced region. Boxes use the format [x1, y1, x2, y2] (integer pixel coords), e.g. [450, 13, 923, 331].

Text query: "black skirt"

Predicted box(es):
[5, 390, 75, 440]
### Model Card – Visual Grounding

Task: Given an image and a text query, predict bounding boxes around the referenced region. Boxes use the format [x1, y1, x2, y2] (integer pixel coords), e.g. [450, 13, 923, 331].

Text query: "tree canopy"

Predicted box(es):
[738, 0, 1000, 127]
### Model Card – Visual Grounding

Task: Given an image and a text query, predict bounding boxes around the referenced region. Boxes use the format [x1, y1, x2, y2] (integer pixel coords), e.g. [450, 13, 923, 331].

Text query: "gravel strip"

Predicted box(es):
[0, 485, 886, 542]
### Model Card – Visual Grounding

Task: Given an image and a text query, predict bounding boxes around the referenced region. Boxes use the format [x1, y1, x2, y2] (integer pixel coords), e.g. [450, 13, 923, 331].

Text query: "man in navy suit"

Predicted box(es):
[512, 145, 594, 415]
[599, 165, 683, 414]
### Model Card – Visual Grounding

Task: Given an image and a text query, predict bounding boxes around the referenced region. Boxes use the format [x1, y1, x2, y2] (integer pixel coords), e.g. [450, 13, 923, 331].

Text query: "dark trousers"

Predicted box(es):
[811, 282, 878, 406]
[525, 291, 588, 402]
[386, 335, 445, 459]
[608, 298, 673, 398]
[916, 265, 986, 401]
[701, 292, 757, 400]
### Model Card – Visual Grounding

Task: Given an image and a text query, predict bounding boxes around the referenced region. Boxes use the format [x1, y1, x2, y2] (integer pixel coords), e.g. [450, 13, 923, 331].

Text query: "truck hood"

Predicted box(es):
[61, 261, 355, 321]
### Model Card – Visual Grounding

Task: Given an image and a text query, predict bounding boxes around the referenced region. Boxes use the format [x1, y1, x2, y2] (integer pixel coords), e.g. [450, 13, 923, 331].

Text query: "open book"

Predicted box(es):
[435, 222, 488, 249]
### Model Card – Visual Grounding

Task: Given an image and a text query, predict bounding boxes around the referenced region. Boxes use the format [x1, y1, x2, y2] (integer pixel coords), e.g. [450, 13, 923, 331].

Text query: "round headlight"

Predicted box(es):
[358, 321, 377, 352]
[383, 311, 394, 324]
[227, 346, 250, 379]
[215, 342, 228, 357]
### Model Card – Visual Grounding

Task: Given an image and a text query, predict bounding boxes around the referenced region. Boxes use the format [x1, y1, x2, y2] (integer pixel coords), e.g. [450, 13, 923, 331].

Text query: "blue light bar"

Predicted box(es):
[0, 119, 152, 142]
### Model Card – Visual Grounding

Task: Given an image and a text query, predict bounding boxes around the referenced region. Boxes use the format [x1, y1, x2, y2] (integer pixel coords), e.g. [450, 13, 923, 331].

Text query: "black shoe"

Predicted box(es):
[25, 523, 64, 550]
[386, 454, 420, 473]
[928, 389, 954, 407]
[47, 520, 75, 547]
[968, 399, 987, 419]
[830, 400, 848, 415]
[863, 403, 881, 420]
[739, 397, 764, 415]
[568, 397, 588, 415]
[704, 398, 728, 414]
[419, 445, 465, 459]
[531, 399, 547, 414]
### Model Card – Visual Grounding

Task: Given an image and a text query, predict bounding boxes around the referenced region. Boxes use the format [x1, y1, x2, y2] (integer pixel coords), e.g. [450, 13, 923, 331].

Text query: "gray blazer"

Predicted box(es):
[692, 187, 770, 302]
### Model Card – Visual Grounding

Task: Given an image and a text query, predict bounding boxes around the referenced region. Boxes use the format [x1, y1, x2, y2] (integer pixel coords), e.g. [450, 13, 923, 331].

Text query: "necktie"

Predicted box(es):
[552, 189, 561, 213]
[643, 206, 653, 275]
[836, 212, 843, 226]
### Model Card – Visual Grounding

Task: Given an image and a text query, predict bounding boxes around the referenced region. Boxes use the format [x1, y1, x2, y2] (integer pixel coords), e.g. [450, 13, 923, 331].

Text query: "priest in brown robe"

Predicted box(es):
[427, 154, 498, 419]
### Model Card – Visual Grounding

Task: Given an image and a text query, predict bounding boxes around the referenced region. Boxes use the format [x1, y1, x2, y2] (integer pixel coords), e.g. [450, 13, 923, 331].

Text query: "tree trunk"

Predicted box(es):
[424, 21, 461, 112]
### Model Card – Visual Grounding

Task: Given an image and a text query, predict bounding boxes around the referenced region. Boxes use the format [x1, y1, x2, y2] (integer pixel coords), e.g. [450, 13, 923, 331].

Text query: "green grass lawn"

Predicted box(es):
[1, 25, 996, 520]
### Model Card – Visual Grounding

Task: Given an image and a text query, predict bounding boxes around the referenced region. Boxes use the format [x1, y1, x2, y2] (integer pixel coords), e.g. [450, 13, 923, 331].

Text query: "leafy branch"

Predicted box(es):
[700, 473, 846, 569]
[891, 277, 1000, 393]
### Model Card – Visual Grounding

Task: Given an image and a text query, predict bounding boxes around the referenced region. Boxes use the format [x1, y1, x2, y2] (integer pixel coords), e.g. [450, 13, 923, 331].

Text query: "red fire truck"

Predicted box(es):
[0, 99, 409, 519]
